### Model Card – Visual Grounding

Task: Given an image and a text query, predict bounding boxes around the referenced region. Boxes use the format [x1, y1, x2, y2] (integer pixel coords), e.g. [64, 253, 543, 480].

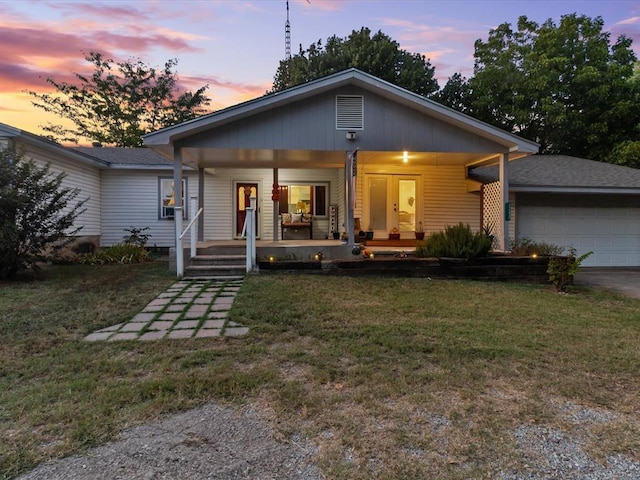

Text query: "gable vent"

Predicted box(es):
[336, 95, 364, 130]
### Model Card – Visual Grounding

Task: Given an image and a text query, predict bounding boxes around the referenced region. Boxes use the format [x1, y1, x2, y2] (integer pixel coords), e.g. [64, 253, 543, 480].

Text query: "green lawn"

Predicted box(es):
[1, 261, 639, 479]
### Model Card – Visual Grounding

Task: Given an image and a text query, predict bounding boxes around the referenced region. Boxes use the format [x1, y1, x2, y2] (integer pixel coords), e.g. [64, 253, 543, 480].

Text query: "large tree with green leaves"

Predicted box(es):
[437, 14, 639, 162]
[26, 52, 211, 147]
[271, 27, 439, 96]
[0, 147, 86, 279]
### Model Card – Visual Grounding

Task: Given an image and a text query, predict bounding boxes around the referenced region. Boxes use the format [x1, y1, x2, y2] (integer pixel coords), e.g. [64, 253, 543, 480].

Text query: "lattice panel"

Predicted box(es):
[483, 181, 502, 249]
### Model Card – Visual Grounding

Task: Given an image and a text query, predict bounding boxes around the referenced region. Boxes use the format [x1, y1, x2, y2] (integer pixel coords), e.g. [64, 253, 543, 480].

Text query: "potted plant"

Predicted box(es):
[365, 224, 374, 241]
[415, 221, 425, 240]
[331, 230, 340, 240]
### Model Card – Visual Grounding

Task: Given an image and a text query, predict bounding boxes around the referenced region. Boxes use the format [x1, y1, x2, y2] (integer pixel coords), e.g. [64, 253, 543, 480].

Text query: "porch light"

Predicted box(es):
[403, 151, 408, 163]
[532, 253, 538, 258]
[314, 252, 323, 261]
[269, 255, 276, 262]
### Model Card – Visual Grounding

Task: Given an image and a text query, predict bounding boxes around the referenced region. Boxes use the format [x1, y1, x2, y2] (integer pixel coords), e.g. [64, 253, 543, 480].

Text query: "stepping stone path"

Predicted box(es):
[84, 279, 248, 341]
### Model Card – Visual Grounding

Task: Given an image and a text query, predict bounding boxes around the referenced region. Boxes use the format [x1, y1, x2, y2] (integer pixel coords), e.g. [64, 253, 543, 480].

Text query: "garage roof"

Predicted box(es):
[470, 155, 640, 193]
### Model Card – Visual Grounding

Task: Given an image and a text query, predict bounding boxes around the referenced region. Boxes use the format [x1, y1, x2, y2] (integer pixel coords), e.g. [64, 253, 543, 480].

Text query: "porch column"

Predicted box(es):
[198, 167, 204, 242]
[173, 144, 184, 277]
[345, 150, 357, 244]
[499, 152, 510, 251]
[272, 168, 279, 241]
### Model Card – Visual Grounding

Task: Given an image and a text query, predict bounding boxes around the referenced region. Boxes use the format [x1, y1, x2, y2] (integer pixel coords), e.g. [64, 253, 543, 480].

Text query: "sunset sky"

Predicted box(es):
[1, 0, 639, 140]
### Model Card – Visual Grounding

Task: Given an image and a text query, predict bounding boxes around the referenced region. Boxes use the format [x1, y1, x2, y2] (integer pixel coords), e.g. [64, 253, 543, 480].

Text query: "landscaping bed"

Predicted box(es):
[260, 254, 552, 283]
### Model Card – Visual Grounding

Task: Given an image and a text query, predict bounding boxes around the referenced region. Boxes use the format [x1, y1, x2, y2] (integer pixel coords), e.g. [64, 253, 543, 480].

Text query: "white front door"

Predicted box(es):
[365, 175, 419, 238]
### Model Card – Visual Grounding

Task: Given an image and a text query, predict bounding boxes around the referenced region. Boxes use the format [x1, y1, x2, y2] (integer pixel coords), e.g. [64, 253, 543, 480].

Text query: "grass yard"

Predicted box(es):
[1, 261, 639, 479]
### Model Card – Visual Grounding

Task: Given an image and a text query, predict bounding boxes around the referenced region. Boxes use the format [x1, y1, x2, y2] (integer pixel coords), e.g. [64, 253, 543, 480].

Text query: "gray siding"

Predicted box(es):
[185, 86, 506, 156]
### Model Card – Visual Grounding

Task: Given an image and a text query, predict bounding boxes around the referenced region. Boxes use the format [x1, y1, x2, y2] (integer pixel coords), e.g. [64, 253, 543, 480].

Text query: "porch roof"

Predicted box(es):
[143, 69, 539, 169]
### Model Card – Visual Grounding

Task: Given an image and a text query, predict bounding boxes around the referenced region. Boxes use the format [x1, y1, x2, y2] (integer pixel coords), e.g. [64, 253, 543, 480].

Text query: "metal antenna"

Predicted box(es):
[285, 0, 291, 60]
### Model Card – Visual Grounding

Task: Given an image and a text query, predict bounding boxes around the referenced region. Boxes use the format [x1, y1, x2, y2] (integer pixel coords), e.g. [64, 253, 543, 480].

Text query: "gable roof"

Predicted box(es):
[143, 68, 539, 168]
[73, 147, 174, 168]
[470, 155, 640, 194]
[0, 122, 109, 168]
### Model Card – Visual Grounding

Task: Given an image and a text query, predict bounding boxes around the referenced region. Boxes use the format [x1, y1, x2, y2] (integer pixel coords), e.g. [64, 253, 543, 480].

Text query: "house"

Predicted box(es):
[142, 68, 538, 253]
[2, 69, 639, 268]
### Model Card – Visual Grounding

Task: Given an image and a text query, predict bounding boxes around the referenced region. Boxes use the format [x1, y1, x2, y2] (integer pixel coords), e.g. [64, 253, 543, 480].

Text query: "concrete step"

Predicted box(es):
[197, 245, 246, 256]
[189, 254, 246, 266]
[184, 264, 246, 278]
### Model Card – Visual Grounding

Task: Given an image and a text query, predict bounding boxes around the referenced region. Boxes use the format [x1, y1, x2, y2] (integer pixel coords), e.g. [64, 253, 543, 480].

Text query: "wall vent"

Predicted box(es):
[336, 95, 364, 130]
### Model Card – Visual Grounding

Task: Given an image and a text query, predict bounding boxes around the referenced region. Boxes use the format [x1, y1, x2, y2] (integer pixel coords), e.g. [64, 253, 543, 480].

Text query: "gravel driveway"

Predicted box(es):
[17, 400, 640, 479]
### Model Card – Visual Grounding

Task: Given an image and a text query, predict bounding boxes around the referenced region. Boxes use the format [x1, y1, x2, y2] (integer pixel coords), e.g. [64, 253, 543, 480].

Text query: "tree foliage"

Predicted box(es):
[0, 146, 86, 279]
[26, 52, 211, 147]
[271, 27, 439, 96]
[436, 14, 640, 162]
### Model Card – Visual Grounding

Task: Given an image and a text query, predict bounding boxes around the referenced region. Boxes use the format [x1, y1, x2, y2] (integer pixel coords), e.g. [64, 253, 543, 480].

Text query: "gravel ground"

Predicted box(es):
[17, 401, 640, 479]
[18, 404, 323, 480]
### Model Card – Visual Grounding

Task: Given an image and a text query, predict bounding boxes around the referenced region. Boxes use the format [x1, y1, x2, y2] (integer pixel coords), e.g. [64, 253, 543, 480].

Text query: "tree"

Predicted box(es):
[431, 72, 473, 114]
[437, 14, 639, 161]
[271, 27, 439, 97]
[26, 52, 211, 147]
[0, 147, 86, 279]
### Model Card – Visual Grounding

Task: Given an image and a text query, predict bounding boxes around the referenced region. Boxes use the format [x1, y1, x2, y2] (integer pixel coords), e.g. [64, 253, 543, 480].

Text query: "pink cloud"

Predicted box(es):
[49, 2, 146, 20]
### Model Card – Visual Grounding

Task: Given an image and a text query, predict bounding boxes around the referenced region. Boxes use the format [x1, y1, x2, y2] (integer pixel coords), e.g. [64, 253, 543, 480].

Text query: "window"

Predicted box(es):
[159, 178, 187, 219]
[278, 183, 328, 217]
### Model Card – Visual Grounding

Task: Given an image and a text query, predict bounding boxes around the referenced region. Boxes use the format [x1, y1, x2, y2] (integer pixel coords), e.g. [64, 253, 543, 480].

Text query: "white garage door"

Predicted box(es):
[518, 206, 640, 267]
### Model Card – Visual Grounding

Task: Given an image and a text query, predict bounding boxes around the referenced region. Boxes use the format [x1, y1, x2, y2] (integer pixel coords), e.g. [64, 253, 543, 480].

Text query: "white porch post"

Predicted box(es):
[499, 152, 510, 251]
[198, 168, 204, 242]
[345, 150, 356, 244]
[174, 206, 184, 278]
[272, 168, 279, 241]
[245, 196, 256, 272]
[173, 145, 184, 277]
[189, 195, 197, 258]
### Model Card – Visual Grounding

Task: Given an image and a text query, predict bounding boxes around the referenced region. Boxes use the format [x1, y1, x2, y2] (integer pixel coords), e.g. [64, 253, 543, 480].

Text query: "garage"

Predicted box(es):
[471, 155, 640, 267]
[517, 194, 640, 267]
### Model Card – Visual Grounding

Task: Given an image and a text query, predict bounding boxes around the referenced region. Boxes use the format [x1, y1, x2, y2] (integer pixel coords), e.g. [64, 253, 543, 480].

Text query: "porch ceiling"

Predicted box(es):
[170, 147, 518, 169]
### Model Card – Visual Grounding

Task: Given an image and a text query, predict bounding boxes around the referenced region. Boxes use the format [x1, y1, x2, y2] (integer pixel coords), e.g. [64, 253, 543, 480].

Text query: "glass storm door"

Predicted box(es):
[235, 183, 258, 237]
[366, 175, 418, 238]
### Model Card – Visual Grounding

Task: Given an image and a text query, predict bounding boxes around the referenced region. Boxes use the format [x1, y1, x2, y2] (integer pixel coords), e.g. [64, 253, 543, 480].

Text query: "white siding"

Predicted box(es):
[101, 170, 199, 247]
[422, 165, 481, 233]
[202, 168, 343, 240]
[358, 164, 481, 235]
[26, 149, 101, 236]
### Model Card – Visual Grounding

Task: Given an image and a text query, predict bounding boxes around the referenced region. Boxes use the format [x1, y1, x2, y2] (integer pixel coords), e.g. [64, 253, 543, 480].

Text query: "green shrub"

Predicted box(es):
[547, 246, 593, 292]
[79, 244, 150, 265]
[510, 237, 563, 256]
[415, 223, 492, 259]
[123, 226, 151, 247]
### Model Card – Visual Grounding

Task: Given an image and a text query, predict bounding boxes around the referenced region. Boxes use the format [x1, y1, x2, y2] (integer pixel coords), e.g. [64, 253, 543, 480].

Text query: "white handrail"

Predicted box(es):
[180, 208, 203, 240]
[175, 196, 203, 278]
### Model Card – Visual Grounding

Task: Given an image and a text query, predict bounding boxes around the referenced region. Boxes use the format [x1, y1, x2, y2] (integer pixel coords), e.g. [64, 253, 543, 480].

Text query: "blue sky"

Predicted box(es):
[1, 0, 638, 135]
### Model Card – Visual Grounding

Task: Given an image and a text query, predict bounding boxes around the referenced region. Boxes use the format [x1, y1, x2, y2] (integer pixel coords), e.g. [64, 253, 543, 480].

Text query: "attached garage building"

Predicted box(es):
[471, 155, 640, 267]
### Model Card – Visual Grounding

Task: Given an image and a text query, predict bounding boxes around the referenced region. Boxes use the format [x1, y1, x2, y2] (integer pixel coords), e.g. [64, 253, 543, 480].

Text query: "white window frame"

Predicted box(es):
[158, 177, 187, 220]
